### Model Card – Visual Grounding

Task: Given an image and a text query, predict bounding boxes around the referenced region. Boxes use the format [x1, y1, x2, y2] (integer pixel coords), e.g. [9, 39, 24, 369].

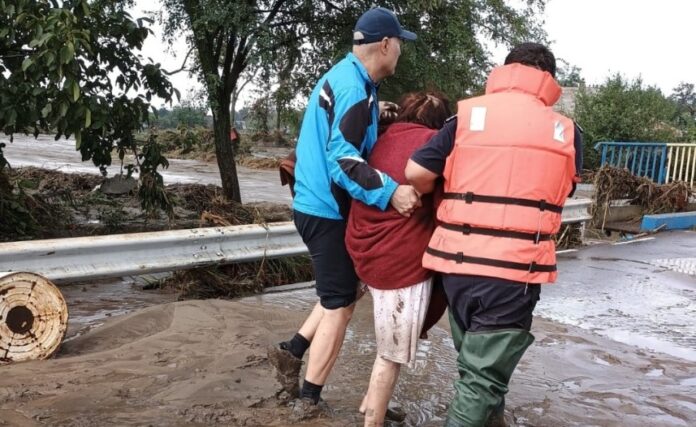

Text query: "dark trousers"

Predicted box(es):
[442, 274, 540, 334]
[442, 274, 540, 427]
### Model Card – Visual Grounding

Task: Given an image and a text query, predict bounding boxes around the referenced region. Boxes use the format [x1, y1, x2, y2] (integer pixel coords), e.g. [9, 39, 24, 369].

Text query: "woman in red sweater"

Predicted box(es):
[346, 92, 451, 427]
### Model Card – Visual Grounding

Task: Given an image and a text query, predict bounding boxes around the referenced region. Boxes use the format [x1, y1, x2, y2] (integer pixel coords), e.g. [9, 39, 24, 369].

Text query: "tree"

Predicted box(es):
[170, 104, 207, 128]
[671, 82, 696, 133]
[574, 75, 679, 169]
[0, 0, 176, 214]
[556, 59, 585, 87]
[160, 0, 547, 202]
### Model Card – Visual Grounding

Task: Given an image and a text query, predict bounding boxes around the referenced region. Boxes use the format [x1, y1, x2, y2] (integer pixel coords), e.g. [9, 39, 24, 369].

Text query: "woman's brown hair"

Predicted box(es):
[395, 91, 452, 130]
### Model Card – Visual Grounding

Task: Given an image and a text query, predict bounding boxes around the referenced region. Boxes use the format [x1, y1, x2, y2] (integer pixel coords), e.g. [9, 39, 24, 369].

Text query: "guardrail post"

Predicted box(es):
[658, 145, 667, 183]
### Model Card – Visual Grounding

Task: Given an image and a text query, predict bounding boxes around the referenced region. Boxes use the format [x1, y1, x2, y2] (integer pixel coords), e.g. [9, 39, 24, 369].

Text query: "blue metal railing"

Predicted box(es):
[594, 142, 668, 183]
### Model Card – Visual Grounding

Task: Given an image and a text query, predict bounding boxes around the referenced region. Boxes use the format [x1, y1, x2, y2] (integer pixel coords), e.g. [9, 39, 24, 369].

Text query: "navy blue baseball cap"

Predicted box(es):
[353, 7, 417, 45]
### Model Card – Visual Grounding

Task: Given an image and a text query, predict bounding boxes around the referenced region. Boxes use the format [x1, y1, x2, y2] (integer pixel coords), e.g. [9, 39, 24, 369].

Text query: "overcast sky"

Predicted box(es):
[537, 0, 695, 92]
[135, 0, 696, 106]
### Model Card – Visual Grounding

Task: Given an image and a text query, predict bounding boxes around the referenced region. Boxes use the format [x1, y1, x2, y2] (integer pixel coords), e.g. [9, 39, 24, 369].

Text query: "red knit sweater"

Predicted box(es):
[345, 122, 437, 289]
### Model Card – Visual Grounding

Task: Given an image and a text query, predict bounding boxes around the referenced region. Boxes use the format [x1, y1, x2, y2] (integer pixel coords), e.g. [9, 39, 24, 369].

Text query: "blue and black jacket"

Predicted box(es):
[293, 53, 398, 220]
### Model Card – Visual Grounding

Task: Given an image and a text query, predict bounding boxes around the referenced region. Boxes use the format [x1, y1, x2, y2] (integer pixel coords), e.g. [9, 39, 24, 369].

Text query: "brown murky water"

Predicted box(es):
[243, 287, 696, 426]
[9, 265, 696, 426]
[44, 232, 696, 426]
[2, 135, 292, 205]
[4, 135, 696, 425]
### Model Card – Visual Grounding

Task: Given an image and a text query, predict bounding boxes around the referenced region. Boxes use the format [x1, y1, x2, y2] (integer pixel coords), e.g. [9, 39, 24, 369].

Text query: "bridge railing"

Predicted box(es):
[664, 143, 696, 187]
[595, 142, 668, 183]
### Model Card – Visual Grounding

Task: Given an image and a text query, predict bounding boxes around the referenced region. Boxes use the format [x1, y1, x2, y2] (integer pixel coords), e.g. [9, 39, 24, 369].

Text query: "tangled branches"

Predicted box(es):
[591, 166, 694, 229]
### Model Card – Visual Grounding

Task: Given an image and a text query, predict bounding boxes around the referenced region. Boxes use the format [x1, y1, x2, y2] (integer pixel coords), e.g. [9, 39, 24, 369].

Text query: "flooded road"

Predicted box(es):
[59, 276, 178, 342]
[44, 231, 696, 426]
[1, 134, 292, 205]
[3, 134, 696, 425]
[242, 260, 696, 426]
[546, 231, 696, 362]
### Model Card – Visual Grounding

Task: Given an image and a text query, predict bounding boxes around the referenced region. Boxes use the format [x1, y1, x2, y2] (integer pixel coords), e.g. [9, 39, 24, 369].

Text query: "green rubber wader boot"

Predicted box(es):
[444, 327, 534, 427]
[450, 310, 505, 425]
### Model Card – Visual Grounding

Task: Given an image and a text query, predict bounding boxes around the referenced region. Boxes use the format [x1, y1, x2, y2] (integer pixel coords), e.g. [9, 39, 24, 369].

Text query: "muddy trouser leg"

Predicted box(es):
[442, 275, 540, 427]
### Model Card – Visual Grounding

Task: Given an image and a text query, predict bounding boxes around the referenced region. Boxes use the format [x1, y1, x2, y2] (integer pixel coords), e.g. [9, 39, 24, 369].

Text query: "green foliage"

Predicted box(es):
[0, 173, 37, 238]
[0, 0, 176, 215]
[136, 132, 173, 218]
[150, 105, 208, 129]
[370, 0, 547, 101]
[160, 0, 547, 201]
[671, 82, 696, 139]
[556, 60, 585, 87]
[575, 75, 680, 169]
[247, 95, 271, 134]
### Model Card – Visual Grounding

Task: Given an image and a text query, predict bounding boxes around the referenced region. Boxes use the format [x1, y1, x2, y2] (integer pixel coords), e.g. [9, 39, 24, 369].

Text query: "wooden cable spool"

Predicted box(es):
[0, 272, 68, 364]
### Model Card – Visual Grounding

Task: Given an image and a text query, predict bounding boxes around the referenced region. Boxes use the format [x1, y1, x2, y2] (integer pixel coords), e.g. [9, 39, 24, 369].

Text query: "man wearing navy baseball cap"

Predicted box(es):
[268, 6, 418, 422]
[353, 7, 417, 45]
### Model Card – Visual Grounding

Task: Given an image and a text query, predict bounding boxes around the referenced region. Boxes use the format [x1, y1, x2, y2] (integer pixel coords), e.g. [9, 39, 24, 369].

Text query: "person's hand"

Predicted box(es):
[378, 101, 399, 122]
[390, 185, 421, 217]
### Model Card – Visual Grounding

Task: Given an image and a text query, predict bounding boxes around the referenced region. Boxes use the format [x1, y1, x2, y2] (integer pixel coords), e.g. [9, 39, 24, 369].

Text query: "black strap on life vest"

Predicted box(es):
[442, 192, 563, 214]
[425, 247, 557, 273]
[439, 222, 552, 243]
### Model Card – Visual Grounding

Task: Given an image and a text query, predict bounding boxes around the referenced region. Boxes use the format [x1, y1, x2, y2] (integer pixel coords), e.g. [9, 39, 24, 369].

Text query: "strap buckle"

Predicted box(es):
[527, 261, 537, 273]
[456, 252, 465, 263]
[464, 192, 474, 204]
[539, 199, 547, 211]
[461, 224, 472, 235]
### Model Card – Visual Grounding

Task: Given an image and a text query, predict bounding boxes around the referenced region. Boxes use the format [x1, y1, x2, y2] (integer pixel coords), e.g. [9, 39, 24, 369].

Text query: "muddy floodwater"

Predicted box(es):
[1, 231, 691, 426]
[2, 134, 292, 205]
[1, 135, 695, 425]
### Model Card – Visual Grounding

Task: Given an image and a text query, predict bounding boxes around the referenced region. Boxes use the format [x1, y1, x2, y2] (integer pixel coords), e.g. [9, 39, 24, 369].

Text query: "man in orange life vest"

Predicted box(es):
[405, 43, 583, 426]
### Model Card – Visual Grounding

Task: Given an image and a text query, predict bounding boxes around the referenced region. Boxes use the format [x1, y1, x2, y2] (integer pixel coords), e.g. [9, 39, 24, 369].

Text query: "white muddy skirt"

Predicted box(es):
[367, 277, 432, 368]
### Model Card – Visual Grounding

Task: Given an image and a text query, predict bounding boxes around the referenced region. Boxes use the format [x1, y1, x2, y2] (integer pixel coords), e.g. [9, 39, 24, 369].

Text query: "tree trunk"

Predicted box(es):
[212, 95, 242, 202]
[275, 100, 281, 132]
[230, 91, 237, 126]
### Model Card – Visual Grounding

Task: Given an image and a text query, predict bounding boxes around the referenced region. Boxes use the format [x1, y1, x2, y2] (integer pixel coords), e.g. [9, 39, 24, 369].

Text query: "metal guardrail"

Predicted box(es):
[665, 143, 696, 187]
[595, 141, 696, 187]
[0, 223, 308, 283]
[0, 199, 592, 283]
[595, 142, 668, 183]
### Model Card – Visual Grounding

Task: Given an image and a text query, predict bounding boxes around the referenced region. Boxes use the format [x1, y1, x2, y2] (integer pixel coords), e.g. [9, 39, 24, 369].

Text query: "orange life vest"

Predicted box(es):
[422, 63, 576, 284]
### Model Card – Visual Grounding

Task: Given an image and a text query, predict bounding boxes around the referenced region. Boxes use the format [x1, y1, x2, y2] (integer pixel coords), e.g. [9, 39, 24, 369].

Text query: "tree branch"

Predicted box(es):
[226, 35, 249, 91]
[162, 46, 194, 75]
[263, 0, 288, 25]
[235, 69, 258, 99]
[212, 28, 225, 62]
[319, 0, 343, 11]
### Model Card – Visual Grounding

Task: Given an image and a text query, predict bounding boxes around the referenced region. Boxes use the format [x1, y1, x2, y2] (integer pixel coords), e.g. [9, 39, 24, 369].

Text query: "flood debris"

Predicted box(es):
[156, 256, 313, 300]
[0, 167, 292, 242]
[143, 128, 287, 170]
[237, 156, 282, 170]
[590, 165, 695, 229]
[554, 223, 583, 250]
[0, 167, 301, 299]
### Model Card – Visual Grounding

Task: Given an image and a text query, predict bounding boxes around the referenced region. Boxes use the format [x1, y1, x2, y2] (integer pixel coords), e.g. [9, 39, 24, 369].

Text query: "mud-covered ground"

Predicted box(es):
[1, 135, 695, 426]
[2, 232, 695, 426]
[2, 134, 292, 206]
[0, 290, 694, 426]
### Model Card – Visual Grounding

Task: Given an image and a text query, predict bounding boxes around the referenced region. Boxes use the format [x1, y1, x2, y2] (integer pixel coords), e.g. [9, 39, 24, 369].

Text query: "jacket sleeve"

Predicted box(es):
[326, 87, 398, 210]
